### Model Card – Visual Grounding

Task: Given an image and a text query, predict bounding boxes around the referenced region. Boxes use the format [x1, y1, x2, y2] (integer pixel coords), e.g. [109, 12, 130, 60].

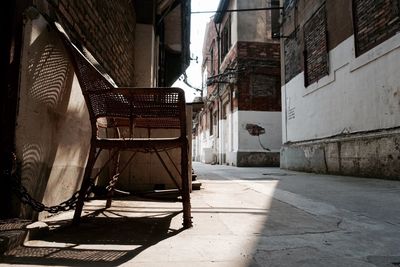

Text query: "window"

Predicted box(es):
[303, 5, 329, 86]
[220, 16, 231, 62]
[353, 0, 400, 56]
[209, 46, 214, 76]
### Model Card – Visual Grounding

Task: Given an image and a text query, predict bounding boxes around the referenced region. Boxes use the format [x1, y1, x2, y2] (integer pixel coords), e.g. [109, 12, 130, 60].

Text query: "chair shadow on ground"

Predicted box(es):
[1, 209, 184, 266]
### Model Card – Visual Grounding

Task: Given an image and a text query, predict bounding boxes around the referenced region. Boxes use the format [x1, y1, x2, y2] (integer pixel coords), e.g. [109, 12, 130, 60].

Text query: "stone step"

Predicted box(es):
[192, 180, 202, 190]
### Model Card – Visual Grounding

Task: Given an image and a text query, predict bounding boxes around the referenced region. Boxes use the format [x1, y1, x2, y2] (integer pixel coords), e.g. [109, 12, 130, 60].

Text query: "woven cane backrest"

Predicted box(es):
[59, 31, 186, 133]
[127, 88, 185, 129]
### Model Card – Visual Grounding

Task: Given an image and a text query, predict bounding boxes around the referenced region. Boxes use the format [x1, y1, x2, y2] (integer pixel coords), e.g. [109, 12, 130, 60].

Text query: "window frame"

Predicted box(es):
[220, 15, 231, 63]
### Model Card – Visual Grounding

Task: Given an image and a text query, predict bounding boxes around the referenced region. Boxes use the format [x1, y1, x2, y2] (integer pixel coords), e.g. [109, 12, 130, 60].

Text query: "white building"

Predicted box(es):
[280, 0, 400, 178]
[193, 0, 282, 167]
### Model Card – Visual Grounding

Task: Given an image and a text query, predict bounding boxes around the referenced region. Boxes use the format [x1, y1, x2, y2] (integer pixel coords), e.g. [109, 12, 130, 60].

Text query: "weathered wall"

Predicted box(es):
[134, 24, 155, 87]
[235, 111, 281, 166]
[282, 0, 353, 83]
[282, 35, 400, 143]
[16, 14, 91, 219]
[281, 0, 400, 178]
[236, 42, 281, 112]
[14, 0, 138, 218]
[353, 0, 400, 56]
[40, 0, 136, 86]
[281, 130, 400, 179]
[238, 111, 282, 152]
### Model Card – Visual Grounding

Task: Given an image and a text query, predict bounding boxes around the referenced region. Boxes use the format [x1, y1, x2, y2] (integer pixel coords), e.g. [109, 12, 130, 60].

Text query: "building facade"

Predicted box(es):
[280, 0, 400, 179]
[1, 0, 191, 219]
[192, 0, 282, 167]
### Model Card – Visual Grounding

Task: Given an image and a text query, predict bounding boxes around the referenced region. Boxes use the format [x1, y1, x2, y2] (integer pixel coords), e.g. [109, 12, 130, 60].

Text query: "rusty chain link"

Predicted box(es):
[105, 173, 120, 192]
[3, 153, 120, 213]
[7, 172, 94, 213]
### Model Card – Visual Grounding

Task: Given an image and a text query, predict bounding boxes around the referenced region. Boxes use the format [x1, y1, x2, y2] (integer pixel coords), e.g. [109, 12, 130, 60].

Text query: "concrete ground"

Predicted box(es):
[1, 162, 400, 266]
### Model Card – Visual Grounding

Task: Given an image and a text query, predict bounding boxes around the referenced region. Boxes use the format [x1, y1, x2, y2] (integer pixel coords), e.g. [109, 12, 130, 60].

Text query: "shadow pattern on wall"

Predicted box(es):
[16, 21, 85, 219]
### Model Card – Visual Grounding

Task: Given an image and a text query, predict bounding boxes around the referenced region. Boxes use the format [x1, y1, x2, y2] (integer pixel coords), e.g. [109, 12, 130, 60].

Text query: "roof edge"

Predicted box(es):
[213, 0, 229, 23]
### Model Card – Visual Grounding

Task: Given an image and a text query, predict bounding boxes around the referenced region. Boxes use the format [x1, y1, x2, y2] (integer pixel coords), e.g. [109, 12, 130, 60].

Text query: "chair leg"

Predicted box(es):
[181, 141, 192, 228]
[73, 146, 97, 224]
[105, 191, 113, 208]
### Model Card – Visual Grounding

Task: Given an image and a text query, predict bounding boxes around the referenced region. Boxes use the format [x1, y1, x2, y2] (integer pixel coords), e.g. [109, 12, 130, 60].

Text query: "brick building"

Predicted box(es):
[1, 0, 191, 219]
[280, 0, 400, 179]
[192, 0, 282, 167]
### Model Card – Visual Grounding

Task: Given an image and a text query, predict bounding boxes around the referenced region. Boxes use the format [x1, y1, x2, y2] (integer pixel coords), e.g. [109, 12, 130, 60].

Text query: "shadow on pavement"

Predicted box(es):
[1, 211, 184, 266]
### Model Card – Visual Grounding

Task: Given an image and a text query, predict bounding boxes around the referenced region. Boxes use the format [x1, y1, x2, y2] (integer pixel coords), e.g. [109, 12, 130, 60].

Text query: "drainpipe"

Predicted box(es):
[214, 22, 222, 164]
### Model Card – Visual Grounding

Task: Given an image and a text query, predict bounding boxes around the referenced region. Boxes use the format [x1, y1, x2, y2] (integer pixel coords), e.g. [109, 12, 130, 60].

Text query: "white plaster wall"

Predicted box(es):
[237, 111, 282, 152]
[223, 110, 237, 165]
[134, 24, 154, 87]
[201, 128, 216, 163]
[195, 109, 281, 165]
[282, 34, 400, 143]
[192, 115, 217, 164]
[218, 103, 233, 163]
[232, 110, 239, 151]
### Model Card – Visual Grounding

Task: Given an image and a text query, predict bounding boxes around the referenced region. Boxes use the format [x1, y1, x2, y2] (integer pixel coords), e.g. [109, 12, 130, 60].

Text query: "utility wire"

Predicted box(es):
[191, 7, 283, 14]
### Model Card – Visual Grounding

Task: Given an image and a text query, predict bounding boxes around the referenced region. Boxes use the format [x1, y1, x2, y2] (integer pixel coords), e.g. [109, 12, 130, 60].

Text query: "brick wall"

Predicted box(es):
[282, 0, 354, 85]
[284, 30, 303, 83]
[236, 42, 281, 111]
[353, 0, 400, 56]
[304, 5, 328, 86]
[46, 0, 136, 86]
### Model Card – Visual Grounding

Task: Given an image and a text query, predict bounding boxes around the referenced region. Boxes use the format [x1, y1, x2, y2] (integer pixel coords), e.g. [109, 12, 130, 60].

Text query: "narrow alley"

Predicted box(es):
[1, 162, 400, 266]
[2, 0, 400, 266]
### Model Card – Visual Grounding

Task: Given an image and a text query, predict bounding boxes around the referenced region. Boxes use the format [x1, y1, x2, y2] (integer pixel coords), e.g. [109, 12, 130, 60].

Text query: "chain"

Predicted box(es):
[7, 172, 94, 213]
[3, 153, 121, 214]
[105, 173, 120, 192]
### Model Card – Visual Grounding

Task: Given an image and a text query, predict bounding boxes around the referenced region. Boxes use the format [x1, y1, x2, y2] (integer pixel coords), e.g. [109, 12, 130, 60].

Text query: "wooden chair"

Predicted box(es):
[57, 27, 192, 228]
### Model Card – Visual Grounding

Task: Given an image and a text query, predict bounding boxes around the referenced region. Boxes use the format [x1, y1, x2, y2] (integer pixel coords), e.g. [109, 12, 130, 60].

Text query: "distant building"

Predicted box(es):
[280, 0, 400, 178]
[192, 0, 282, 167]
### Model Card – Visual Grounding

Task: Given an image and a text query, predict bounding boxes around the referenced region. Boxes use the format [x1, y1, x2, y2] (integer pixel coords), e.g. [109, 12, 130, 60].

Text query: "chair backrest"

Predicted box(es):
[125, 87, 186, 130]
[56, 26, 186, 136]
